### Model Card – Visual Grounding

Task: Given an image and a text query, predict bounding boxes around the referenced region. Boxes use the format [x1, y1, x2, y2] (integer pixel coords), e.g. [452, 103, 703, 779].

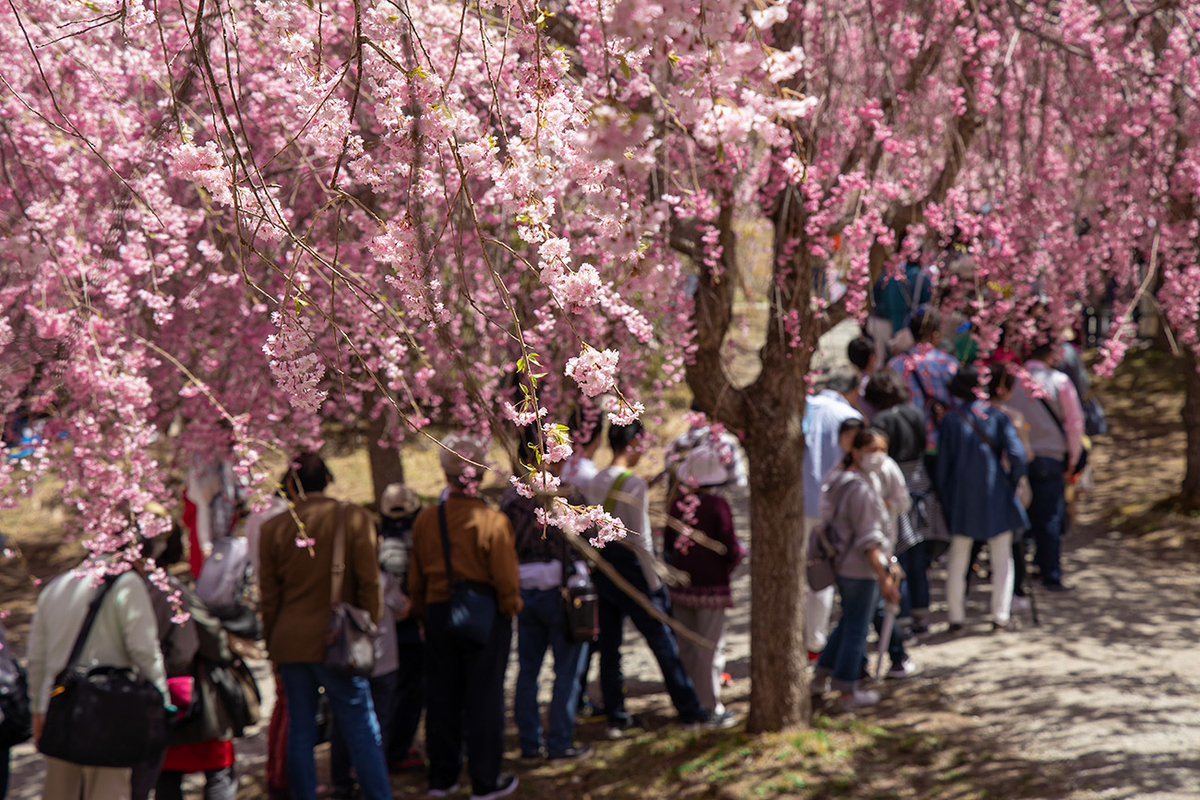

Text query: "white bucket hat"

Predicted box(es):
[676, 440, 730, 488]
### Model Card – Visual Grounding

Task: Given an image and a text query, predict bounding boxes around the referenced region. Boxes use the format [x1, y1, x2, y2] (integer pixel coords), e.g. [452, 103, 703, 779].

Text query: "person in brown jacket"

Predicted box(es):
[408, 433, 520, 800]
[258, 453, 391, 800]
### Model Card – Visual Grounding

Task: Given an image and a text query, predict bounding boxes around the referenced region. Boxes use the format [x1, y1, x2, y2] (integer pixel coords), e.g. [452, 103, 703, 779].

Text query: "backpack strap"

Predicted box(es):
[602, 471, 633, 514]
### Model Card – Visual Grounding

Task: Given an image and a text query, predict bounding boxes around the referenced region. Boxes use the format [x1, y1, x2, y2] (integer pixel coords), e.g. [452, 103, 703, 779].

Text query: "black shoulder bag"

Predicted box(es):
[39, 574, 169, 767]
[560, 525, 598, 644]
[439, 502, 497, 646]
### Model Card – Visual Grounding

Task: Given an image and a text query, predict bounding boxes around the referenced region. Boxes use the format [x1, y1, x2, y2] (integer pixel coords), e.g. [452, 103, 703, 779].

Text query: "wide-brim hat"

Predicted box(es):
[676, 442, 730, 488]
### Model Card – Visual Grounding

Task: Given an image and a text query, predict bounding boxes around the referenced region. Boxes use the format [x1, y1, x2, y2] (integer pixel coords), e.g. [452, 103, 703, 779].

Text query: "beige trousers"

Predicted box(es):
[42, 757, 132, 800]
[673, 605, 727, 715]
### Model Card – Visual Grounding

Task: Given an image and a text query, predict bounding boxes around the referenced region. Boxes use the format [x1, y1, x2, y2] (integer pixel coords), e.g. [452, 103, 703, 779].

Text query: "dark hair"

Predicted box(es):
[841, 427, 889, 469]
[838, 418, 865, 437]
[823, 365, 860, 396]
[568, 404, 604, 448]
[847, 336, 875, 371]
[909, 306, 942, 343]
[1028, 335, 1055, 362]
[949, 365, 980, 402]
[608, 420, 644, 454]
[989, 363, 1016, 397]
[287, 452, 332, 494]
[863, 368, 911, 410]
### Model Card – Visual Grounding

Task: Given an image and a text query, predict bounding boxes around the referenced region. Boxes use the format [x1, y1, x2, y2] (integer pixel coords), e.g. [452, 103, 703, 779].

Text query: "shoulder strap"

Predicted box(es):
[602, 470, 633, 514]
[437, 502, 455, 587]
[952, 406, 1001, 457]
[1038, 396, 1067, 442]
[330, 502, 346, 605]
[65, 574, 121, 669]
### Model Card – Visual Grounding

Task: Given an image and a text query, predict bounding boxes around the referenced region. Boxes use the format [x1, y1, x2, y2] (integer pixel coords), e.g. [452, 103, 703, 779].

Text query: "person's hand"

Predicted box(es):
[32, 712, 45, 743]
[880, 574, 901, 606]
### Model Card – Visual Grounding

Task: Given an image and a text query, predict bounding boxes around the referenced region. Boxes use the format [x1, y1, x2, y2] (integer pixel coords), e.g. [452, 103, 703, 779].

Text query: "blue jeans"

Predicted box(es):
[1028, 456, 1066, 586]
[330, 669, 399, 792]
[594, 574, 704, 722]
[816, 577, 879, 692]
[276, 663, 391, 800]
[515, 587, 586, 755]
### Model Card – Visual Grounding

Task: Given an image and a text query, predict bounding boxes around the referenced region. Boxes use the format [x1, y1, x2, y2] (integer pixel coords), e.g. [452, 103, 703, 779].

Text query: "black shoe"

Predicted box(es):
[547, 744, 593, 761]
[910, 618, 930, 635]
[470, 773, 519, 800]
[1042, 582, 1073, 593]
[948, 623, 965, 633]
[604, 714, 642, 738]
[518, 748, 545, 763]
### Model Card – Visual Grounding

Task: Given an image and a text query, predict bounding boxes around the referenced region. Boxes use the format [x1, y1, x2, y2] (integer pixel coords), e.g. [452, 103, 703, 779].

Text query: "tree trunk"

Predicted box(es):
[366, 406, 405, 507]
[743, 401, 810, 732]
[1182, 346, 1200, 510]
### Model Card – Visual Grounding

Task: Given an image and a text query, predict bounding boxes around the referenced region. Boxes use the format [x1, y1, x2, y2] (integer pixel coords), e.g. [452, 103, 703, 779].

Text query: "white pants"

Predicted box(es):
[674, 605, 727, 714]
[43, 757, 132, 800]
[946, 532, 1014, 625]
[804, 516, 836, 653]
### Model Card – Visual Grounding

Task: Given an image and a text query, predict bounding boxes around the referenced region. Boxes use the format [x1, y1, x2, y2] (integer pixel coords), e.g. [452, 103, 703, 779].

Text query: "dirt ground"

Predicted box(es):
[3, 334, 1200, 798]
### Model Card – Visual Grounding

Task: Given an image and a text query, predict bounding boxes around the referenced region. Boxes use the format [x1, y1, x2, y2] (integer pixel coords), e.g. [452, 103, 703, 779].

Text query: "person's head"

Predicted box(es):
[608, 420, 645, 467]
[989, 362, 1017, 401]
[1028, 334, 1056, 363]
[284, 452, 333, 499]
[823, 366, 860, 402]
[949, 365, 980, 402]
[909, 306, 942, 345]
[863, 368, 911, 411]
[676, 440, 730, 490]
[568, 403, 604, 457]
[837, 417, 865, 455]
[439, 432, 489, 490]
[380, 483, 421, 521]
[842, 427, 889, 473]
[847, 335, 876, 373]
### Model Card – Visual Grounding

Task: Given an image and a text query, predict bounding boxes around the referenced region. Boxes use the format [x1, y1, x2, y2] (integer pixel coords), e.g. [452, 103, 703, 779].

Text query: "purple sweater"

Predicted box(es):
[665, 492, 744, 608]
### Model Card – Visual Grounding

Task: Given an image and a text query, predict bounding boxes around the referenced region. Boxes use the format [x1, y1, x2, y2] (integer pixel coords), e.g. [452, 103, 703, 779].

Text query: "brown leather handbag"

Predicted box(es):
[324, 504, 377, 676]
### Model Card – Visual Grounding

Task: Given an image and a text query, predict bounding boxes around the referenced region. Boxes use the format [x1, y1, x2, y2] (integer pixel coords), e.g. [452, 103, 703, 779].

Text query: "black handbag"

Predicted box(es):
[39, 575, 169, 767]
[0, 632, 32, 748]
[438, 503, 497, 646]
[560, 531, 598, 643]
[324, 503, 378, 677]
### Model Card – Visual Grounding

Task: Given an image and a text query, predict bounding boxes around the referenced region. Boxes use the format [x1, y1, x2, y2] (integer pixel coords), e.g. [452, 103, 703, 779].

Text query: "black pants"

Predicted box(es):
[387, 635, 426, 761]
[423, 603, 511, 795]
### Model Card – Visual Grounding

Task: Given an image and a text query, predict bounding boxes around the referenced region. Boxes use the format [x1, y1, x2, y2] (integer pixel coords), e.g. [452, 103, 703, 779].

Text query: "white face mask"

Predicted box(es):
[860, 452, 887, 474]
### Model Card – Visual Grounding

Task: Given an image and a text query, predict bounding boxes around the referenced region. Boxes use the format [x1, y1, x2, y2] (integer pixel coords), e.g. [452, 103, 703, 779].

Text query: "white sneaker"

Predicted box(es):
[1011, 596, 1031, 612]
[840, 689, 881, 710]
[886, 657, 918, 679]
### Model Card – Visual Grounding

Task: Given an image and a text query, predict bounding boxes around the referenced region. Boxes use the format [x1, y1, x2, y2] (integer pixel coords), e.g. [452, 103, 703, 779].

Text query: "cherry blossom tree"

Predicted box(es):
[4, 0, 1198, 734]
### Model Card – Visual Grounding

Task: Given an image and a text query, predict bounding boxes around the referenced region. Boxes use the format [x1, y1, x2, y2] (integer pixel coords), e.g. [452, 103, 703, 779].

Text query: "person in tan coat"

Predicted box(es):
[258, 453, 390, 800]
[408, 433, 520, 800]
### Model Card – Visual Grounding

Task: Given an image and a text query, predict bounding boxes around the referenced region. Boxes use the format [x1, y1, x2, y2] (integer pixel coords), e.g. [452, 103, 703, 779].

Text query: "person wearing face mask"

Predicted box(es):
[812, 428, 903, 711]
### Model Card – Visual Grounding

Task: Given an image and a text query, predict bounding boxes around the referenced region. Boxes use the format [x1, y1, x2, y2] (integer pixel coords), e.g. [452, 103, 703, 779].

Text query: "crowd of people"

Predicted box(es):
[804, 258, 1101, 711]
[0, 258, 1106, 800]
